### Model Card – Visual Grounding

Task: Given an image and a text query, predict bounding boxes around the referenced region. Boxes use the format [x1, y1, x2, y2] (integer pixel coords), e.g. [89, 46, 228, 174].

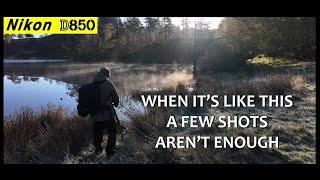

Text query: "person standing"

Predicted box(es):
[192, 47, 201, 75]
[90, 67, 119, 157]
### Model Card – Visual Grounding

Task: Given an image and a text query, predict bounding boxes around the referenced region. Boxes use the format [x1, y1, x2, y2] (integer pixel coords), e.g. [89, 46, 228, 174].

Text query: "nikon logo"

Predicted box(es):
[4, 17, 98, 34]
[6, 18, 52, 31]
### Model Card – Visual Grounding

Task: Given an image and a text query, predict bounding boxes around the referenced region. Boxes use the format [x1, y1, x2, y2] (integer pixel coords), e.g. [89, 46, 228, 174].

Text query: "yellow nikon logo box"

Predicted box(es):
[3, 17, 98, 34]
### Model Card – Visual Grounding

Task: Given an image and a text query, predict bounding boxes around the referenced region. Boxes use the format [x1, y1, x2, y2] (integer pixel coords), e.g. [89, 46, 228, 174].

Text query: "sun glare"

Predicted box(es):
[171, 17, 224, 29]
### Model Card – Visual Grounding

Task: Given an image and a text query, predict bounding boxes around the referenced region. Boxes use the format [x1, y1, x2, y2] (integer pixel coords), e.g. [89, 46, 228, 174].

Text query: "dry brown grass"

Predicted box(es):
[125, 106, 179, 163]
[121, 73, 315, 164]
[196, 73, 293, 97]
[5, 63, 315, 164]
[4, 105, 91, 164]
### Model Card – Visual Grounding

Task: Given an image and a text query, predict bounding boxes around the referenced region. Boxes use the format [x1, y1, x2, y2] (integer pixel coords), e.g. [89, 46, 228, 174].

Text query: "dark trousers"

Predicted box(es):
[93, 120, 116, 152]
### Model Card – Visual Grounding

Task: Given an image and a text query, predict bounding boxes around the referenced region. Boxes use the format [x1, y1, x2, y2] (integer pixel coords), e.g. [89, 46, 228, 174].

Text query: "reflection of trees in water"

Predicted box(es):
[30, 77, 39, 82]
[55, 80, 62, 85]
[5, 63, 194, 100]
[6, 74, 41, 84]
[43, 77, 49, 82]
[7, 74, 22, 84]
[23, 76, 29, 82]
[66, 84, 79, 101]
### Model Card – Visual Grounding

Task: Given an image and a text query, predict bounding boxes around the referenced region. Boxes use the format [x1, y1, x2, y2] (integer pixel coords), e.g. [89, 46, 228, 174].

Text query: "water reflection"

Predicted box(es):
[4, 75, 78, 116]
[4, 62, 195, 120]
[4, 62, 194, 94]
[4, 74, 146, 121]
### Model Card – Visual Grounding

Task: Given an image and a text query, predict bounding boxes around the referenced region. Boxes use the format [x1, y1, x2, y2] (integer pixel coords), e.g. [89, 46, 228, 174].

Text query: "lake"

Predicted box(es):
[4, 61, 194, 120]
[4, 75, 77, 116]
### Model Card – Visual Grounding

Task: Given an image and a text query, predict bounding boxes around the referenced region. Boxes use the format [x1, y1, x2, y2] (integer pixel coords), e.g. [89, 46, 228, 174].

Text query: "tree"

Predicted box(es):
[181, 17, 189, 39]
[3, 34, 13, 43]
[125, 17, 143, 32]
[218, 17, 316, 60]
[161, 17, 172, 44]
[195, 18, 209, 39]
[25, 34, 34, 38]
[194, 18, 210, 49]
[115, 17, 125, 48]
[124, 17, 143, 49]
[145, 17, 160, 43]
[103, 23, 116, 49]
[98, 17, 118, 39]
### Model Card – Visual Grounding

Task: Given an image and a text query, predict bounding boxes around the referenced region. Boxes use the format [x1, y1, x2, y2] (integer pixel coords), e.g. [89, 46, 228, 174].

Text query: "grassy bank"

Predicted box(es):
[249, 56, 315, 69]
[4, 60, 316, 164]
[65, 66, 315, 164]
[123, 70, 315, 163]
[4, 106, 91, 164]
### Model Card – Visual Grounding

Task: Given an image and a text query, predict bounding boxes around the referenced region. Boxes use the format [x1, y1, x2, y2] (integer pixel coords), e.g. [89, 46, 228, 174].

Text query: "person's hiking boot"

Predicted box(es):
[95, 147, 103, 154]
[105, 148, 116, 158]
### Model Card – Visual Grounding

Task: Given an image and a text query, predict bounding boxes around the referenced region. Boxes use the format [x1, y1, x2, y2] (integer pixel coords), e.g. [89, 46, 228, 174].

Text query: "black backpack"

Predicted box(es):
[77, 80, 106, 117]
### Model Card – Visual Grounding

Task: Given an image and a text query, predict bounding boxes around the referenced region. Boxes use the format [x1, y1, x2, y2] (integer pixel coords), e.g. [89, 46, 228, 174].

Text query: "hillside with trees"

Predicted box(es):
[218, 17, 316, 61]
[4, 17, 316, 67]
[4, 17, 221, 64]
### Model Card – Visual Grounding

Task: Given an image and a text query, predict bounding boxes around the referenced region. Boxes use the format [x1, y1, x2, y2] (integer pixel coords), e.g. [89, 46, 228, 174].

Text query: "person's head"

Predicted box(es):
[100, 67, 111, 78]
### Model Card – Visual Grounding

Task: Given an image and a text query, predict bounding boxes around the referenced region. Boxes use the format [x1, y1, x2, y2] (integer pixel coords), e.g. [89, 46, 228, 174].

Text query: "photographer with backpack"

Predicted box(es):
[77, 67, 119, 157]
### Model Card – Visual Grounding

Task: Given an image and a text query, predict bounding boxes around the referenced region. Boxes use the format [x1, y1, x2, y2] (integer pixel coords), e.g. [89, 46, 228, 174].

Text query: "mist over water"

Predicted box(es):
[4, 61, 194, 120]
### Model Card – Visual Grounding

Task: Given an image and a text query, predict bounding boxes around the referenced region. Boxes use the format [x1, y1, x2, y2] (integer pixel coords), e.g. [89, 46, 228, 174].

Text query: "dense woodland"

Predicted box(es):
[4, 17, 316, 67]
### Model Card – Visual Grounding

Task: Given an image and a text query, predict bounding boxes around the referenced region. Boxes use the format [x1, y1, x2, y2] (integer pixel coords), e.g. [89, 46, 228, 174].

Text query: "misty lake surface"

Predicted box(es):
[4, 60, 194, 120]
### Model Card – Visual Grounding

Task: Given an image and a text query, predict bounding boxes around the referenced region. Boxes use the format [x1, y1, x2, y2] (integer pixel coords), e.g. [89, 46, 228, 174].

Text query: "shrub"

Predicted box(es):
[198, 41, 247, 73]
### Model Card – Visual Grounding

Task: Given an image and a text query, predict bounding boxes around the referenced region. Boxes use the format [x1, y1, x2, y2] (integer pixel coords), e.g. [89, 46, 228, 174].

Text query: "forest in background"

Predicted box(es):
[4, 17, 316, 69]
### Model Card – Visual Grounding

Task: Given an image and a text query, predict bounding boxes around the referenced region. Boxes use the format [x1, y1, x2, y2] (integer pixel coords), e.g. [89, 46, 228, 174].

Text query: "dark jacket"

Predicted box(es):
[90, 71, 119, 122]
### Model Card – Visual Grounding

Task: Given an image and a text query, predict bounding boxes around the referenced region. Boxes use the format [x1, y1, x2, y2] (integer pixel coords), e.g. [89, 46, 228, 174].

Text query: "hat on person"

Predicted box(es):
[100, 67, 111, 78]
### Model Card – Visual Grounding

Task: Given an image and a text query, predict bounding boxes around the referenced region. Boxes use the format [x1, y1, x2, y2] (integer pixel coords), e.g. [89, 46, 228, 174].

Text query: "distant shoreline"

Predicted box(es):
[4, 59, 71, 63]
